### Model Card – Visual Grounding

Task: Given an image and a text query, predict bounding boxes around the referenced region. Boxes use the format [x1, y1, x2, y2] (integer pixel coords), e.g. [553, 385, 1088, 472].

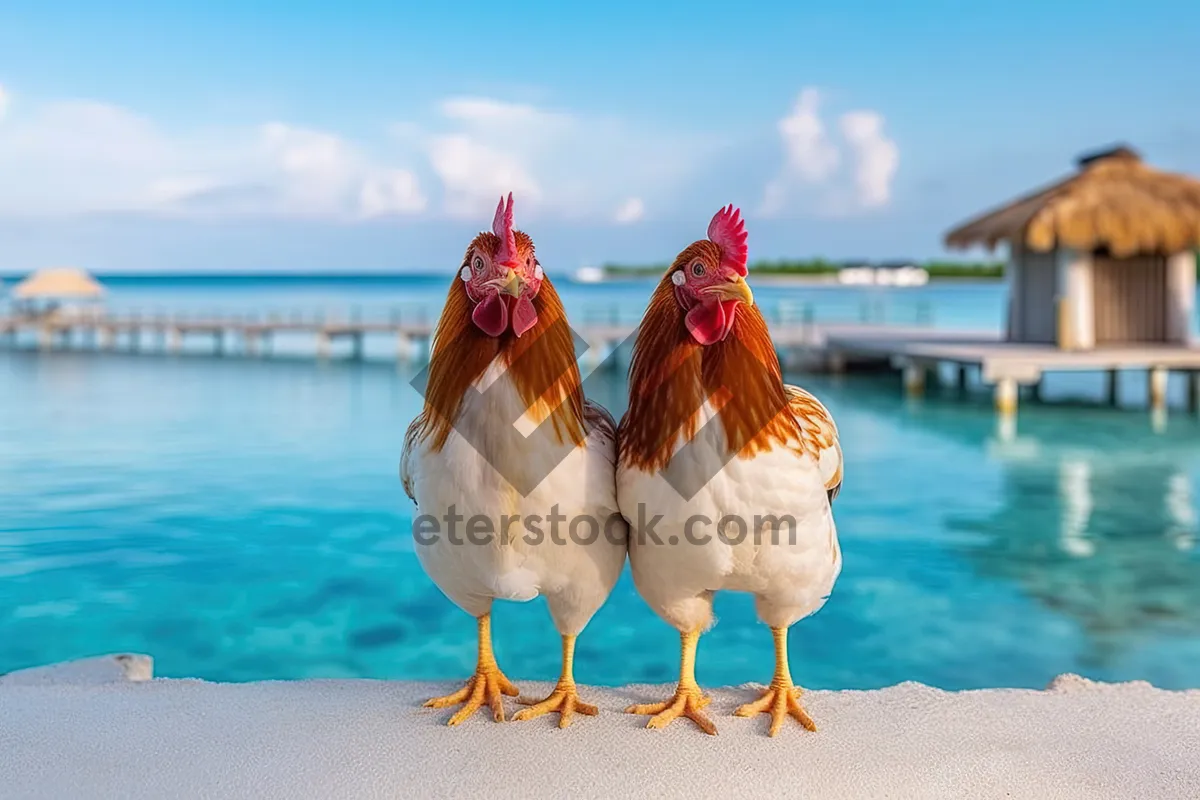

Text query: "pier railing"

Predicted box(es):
[0, 297, 935, 365]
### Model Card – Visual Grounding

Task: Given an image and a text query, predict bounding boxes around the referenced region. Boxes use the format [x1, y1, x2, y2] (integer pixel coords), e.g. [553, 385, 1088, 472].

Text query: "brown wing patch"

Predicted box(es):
[400, 416, 423, 503]
[786, 385, 843, 500]
[584, 398, 618, 452]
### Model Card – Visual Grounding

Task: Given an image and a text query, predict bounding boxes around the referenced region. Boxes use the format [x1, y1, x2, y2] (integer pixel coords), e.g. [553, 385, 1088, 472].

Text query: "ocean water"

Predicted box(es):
[2, 276, 1200, 691]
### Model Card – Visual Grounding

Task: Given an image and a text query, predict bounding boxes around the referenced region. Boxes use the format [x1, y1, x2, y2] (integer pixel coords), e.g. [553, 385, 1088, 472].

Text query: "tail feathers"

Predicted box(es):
[490, 569, 540, 602]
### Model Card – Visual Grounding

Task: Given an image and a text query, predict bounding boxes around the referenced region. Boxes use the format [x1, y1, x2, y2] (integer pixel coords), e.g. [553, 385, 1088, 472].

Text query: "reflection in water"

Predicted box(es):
[950, 422, 1200, 668]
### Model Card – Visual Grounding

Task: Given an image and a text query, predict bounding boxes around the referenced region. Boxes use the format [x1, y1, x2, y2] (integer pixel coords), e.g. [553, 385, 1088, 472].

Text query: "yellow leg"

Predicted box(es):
[625, 628, 716, 735]
[423, 613, 520, 725]
[734, 626, 816, 736]
[512, 634, 600, 728]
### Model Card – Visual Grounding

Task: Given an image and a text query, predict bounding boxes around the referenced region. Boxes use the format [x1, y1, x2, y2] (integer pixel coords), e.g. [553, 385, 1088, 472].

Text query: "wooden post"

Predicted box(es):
[903, 363, 926, 397]
[396, 333, 412, 364]
[1188, 371, 1200, 415]
[956, 365, 968, 393]
[995, 378, 1018, 417]
[316, 331, 331, 361]
[1148, 366, 1168, 412]
[827, 350, 846, 374]
[1105, 369, 1119, 407]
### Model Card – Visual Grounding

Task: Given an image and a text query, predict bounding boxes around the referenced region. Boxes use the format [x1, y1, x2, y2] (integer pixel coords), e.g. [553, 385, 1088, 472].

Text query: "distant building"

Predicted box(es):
[837, 261, 928, 287]
[945, 145, 1199, 349]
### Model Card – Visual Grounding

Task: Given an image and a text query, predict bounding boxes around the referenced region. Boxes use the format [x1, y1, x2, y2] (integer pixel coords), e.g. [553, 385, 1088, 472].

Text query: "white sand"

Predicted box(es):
[1, 656, 1198, 800]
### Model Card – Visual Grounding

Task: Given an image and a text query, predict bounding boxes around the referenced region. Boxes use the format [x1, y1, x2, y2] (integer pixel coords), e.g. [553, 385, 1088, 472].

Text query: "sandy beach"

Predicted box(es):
[1, 655, 1197, 799]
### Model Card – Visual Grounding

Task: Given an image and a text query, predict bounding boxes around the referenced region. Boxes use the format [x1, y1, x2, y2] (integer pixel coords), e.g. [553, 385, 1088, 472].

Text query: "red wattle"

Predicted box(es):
[684, 299, 740, 345]
[471, 293, 509, 337]
[511, 294, 538, 337]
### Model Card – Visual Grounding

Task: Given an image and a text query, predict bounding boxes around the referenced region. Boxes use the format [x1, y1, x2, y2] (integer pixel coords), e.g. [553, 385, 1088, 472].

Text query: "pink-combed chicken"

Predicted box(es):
[401, 194, 626, 727]
[616, 205, 844, 736]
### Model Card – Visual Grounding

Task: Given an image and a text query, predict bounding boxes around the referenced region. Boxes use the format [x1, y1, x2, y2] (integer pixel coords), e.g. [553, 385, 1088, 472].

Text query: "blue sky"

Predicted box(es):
[0, 0, 1198, 272]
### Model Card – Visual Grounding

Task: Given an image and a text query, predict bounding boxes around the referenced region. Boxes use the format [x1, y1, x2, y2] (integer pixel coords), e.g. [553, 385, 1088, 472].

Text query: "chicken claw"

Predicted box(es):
[514, 683, 599, 728]
[734, 626, 818, 735]
[735, 683, 816, 736]
[424, 664, 520, 725]
[423, 613, 519, 725]
[626, 683, 717, 735]
[512, 634, 598, 728]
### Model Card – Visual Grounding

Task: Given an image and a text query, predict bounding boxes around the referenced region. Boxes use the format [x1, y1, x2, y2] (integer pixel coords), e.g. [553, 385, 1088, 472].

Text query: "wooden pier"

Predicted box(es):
[814, 325, 1200, 416]
[5, 310, 1199, 417]
[0, 305, 833, 368]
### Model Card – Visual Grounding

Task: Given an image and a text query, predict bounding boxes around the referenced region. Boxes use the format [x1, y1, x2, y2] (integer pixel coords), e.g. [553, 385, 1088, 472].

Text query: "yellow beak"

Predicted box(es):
[486, 267, 524, 298]
[703, 274, 754, 306]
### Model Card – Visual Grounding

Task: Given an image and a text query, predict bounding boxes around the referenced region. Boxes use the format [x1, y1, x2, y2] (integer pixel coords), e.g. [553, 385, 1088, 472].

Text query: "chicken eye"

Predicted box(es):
[473, 256, 485, 273]
[691, 261, 705, 277]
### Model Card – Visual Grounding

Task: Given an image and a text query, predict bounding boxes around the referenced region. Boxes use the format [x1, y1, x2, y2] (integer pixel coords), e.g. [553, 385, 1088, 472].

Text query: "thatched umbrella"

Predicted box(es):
[12, 267, 106, 301]
[945, 146, 1200, 257]
[9, 267, 106, 320]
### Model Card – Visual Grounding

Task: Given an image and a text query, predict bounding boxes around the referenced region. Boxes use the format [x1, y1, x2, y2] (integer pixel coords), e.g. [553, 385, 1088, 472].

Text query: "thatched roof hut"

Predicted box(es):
[945, 146, 1199, 350]
[12, 267, 106, 302]
[946, 146, 1200, 256]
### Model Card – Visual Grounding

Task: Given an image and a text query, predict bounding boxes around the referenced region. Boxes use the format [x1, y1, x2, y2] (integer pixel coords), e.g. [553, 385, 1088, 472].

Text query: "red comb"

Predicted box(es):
[492, 192, 517, 266]
[707, 204, 748, 277]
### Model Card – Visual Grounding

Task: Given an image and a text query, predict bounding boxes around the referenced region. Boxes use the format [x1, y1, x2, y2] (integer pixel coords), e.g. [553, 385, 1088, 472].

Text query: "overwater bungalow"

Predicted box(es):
[817, 146, 1200, 417]
[945, 145, 1199, 350]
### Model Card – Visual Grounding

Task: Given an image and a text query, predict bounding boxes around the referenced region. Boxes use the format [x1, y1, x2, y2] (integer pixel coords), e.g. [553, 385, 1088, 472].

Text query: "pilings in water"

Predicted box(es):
[1148, 366, 1169, 413]
[994, 378, 1018, 417]
[1104, 369, 1119, 406]
[902, 362, 926, 397]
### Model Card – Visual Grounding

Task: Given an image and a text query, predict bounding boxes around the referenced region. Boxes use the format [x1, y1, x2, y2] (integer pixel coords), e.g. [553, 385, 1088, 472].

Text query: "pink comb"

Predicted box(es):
[707, 204, 748, 277]
[492, 192, 517, 267]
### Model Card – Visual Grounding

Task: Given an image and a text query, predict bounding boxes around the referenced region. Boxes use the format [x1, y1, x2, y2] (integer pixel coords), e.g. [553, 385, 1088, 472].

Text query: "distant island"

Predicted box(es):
[602, 259, 1005, 280]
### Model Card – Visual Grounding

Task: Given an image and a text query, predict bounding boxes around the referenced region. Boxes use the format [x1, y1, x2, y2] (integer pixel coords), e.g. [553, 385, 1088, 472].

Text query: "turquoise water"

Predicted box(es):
[3, 277, 1200, 690]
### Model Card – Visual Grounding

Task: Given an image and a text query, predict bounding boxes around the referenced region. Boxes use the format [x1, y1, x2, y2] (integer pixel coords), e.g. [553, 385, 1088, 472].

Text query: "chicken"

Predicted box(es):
[616, 204, 843, 736]
[400, 193, 627, 727]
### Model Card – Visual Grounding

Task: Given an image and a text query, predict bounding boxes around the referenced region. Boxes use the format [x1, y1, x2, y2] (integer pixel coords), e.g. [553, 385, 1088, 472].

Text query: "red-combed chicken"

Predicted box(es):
[401, 194, 626, 727]
[616, 204, 843, 736]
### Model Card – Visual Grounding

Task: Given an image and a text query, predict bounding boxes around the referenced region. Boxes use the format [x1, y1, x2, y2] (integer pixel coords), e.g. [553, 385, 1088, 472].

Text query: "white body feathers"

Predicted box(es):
[402, 359, 627, 635]
[617, 385, 843, 632]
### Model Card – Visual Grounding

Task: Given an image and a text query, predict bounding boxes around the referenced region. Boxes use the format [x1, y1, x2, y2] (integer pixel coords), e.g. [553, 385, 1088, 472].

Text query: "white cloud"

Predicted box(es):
[428, 132, 541, 218]
[840, 111, 899, 208]
[760, 87, 898, 216]
[0, 84, 9, 121]
[0, 86, 718, 226]
[614, 197, 645, 224]
[360, 169, 427, 216]
[0, 89, 426, 220]
[778, 88, 840, 182]
[408, 96, 718, 222]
